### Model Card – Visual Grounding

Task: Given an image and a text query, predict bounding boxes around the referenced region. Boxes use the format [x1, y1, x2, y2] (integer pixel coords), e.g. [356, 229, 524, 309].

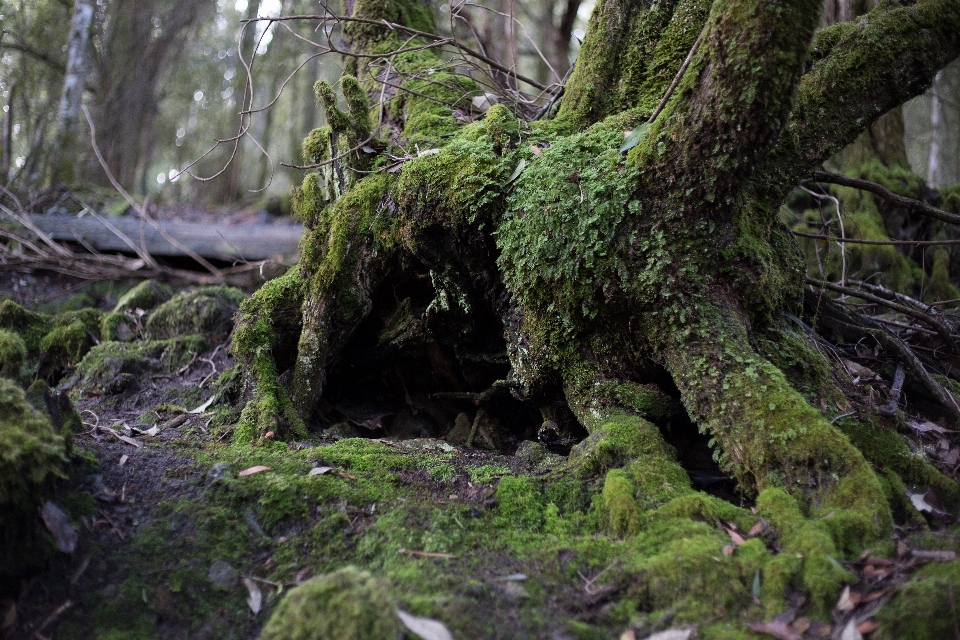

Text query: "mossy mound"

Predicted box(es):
[259, 567, 400, 640]
[0, 300, 51, 352]
[875, 560, 960, 640]
[38, 308, 103, 380]
[102, 280, 174, 341]
[145, 286, 245, 341]
[0, 377, 68, 579]
[72, 336, 207, 394]
[0, 328, 27, 380]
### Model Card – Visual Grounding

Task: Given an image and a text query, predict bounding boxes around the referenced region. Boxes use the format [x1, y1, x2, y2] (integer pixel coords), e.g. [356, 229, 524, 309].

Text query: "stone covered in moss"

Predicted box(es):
[875, 560, 960, 639]
[145, 286, 245, 341]
[0, 328, 27, 380]
[0, 299, 51, 352]
[73, 336, 206, 394]
[101, 280, 174, 342]
[0, 377, 68, 579]
[37, 308, 103, 381]
[259, 567, 400, 640]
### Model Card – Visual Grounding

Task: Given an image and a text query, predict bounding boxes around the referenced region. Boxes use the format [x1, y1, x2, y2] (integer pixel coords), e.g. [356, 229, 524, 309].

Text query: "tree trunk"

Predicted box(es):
[233, 0, 960, 615]
[51, 0, 95, 186]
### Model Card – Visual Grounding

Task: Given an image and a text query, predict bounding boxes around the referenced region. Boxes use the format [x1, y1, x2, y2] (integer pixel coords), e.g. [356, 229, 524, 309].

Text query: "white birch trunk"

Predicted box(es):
[56, 0, 95, 136]
[927, 69, 944, 186]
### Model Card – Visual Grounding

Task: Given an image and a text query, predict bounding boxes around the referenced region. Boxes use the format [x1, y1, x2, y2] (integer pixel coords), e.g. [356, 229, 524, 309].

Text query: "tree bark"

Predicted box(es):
[51, 0, 95, 185]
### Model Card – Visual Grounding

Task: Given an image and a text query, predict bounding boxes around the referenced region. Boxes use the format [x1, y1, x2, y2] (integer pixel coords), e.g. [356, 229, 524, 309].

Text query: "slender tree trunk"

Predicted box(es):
[929, 69, 946, 186]
[1, 82, 15, 184]
[51, 0, 94, 185]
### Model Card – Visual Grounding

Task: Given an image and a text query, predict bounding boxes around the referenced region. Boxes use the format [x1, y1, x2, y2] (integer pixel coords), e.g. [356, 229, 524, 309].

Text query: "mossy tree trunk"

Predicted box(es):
[235, 0, 960, 565]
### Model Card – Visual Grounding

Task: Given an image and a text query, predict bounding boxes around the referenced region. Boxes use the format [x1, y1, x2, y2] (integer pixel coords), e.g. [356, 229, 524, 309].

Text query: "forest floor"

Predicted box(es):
[3, 270, 960, 640]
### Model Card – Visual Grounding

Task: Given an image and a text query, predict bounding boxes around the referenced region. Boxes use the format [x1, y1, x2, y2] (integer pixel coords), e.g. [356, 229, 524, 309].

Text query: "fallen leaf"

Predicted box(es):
[745, 621, 801, 640]
[471, 92, 498, 113]
[39, 502, 77, 554]
[396, 609, 454, 640]
[338, 472, 357, 480]
[863, 590, 885, 603]
[620, 631, 637, 640]
[506, 158, 526, 184]
[839, 619, 863, 640]
[748, 519, 768, 537]
[842, 359, 878, 381]
[645, 628, 694, 640]
[722, 544, 736, 557]
[726, 528, 746, 546]
[294, 566, 311, 584]
[238, 466, 272, 477]
[242, 577, 262, 615]
[857, 619, 880, 634]
[836, 585, 855, 612]
[791, 617, 811, 634]
[529, 145, 542, 157]
[119, 455, 129, 467]
[619, 123, 651, 154]
[188, 395, 217, 414]
[911, 549, 957, 561]
[308, 466, 335, 476]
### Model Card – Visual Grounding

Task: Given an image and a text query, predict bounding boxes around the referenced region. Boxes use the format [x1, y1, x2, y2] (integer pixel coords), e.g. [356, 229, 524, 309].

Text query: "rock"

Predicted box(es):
[260, 567, 399, 640]
[39, 501, 77, 554]
[207, 463, 232, 482]
[515, 440, 546, 465]
[207, 560, 239, 589]
[145, 286, 245, 341]
[106, 373, 141, 395]
[446, 412, 472, 445]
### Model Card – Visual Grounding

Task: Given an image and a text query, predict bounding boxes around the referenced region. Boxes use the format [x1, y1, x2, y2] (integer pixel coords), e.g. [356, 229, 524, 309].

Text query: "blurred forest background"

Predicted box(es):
[0, 0, 590, 209]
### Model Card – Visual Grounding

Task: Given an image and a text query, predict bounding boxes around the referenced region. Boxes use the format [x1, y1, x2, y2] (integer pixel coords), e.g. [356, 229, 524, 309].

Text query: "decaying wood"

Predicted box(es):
[24, 214, 302, 262]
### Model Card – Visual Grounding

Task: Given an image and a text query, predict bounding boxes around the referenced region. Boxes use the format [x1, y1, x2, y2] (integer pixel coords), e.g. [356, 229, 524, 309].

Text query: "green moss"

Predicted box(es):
[495, 475, 544, 531]
[875, 561, 960, 640]
[113, 279, 173, 313]
[73, 336, 206, 394]
[602, 469, 642, 537]
[261, 567, 400, 640]
[0, 328, 26, 380]
[231, 267, 307, 442]
[39, 308, 103, 379]
[0, 377, 68, 579]
[0, 299, 51, 351]
[145, 286, 245, 340]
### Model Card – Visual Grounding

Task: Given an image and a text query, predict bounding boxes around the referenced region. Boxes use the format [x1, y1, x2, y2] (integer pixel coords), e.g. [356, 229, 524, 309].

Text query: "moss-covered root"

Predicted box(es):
[0, 377, 68, 580]
[656, 301, 891, 544]
[561, 361, 693, 535]
[259, 567, 400, 640]
[232, 268, 307, 443]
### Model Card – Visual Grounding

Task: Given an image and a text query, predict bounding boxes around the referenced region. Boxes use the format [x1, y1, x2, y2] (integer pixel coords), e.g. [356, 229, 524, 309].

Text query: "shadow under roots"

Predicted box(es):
[313, 269, 576, 452]
[654, 375, 745, 505]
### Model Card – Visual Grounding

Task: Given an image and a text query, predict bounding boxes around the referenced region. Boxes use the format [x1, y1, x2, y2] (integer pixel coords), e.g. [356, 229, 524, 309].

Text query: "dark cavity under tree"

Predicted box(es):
[233, 0, 960, 608]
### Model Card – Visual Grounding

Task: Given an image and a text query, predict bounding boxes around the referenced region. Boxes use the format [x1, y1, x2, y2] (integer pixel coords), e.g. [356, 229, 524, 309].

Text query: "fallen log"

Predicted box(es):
[25, 214, 303, 262]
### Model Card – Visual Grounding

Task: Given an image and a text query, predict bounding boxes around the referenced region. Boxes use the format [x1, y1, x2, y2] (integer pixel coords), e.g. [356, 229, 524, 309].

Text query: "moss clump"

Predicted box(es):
[0, 328, 27, 380]
[144, 286, 245, 341]
[875, 561, 960, 640]
[101, 280, 174, 342]
[259, 567, 400, 640]
[0, 300, 51, 352]
[38, 308, 103, 381]
[0, 377, 68, 579]
[73, 336, 206, 394]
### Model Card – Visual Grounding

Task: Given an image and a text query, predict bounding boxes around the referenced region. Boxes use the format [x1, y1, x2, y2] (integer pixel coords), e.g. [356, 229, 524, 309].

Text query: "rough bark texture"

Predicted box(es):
[232, 0, 960, 620]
